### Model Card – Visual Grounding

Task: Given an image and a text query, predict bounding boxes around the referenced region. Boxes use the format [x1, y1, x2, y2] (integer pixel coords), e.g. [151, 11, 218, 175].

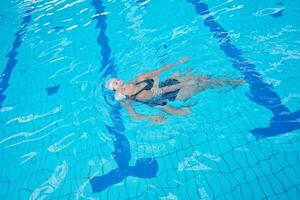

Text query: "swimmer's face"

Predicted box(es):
[111, 79, 124, 91]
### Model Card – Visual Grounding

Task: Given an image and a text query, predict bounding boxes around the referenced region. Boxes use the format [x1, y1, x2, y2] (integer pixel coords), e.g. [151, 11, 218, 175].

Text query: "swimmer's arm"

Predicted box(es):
[157, 105, 191, 116]
[121, 100, 165, 123]
[132, 56, 189, 82]
[152, 56, 189, 76]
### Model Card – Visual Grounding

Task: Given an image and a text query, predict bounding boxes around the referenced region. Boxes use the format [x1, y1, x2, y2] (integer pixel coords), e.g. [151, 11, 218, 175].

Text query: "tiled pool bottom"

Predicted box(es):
[1, 123, 299, 199]
[1, 0, 300, 199]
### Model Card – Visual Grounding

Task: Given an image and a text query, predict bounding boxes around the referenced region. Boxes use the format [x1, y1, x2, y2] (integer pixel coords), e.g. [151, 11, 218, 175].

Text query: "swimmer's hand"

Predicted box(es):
[178, 56, 189, 64]
[149, 115, 167, 125]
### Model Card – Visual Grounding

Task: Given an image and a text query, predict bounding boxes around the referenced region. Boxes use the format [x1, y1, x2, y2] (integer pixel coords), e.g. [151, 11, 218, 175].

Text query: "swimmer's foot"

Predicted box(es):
[231, 79, 245, 88]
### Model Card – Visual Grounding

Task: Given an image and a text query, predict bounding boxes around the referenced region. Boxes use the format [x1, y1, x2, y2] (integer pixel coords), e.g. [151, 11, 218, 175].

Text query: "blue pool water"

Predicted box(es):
[1, 0, 300, 199]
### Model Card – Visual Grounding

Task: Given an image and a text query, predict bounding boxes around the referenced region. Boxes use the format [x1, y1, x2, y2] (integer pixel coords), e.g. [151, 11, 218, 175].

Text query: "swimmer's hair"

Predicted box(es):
[105, 78, 119, 90]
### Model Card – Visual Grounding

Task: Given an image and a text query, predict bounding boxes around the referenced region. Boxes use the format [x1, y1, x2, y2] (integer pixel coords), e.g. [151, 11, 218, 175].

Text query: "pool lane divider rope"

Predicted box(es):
[0, 3, 34, 108]
[90, 0, 158, 193]
[187, 0, 300, 137]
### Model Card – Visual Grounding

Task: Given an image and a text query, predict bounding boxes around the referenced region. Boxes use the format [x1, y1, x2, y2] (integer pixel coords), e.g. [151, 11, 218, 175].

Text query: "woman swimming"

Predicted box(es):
[105, 57, 244, 124]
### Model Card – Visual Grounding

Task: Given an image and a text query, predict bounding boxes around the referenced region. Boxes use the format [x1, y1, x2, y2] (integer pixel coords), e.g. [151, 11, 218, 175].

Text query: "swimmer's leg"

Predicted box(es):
[157, 105, 191, 116]
[175, 75, 210, 101]
[174, 74, 209, 84]
[175, 85, 205, 101]
[155, 84, 184, 94]
[176, 76, 244, 101]
[208, 77, 245, 89]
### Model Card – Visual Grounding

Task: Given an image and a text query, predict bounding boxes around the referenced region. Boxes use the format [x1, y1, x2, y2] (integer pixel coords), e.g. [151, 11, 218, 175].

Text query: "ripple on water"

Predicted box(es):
[6, 105, 62, 124]
[18, 152, 38, 165]
[48, 133, 75, 153]
[0, 106, 13, 113]
[253, 7, 283, 17]
[29, 161, 68, 200]
[177, 151, 221, 172]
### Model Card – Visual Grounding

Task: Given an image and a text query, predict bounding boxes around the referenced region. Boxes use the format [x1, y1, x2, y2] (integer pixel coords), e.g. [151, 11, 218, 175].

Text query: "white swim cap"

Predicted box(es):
[105, 78, 119, 90]
[105, 78, 126, 101]
[114, 92, 126, 101]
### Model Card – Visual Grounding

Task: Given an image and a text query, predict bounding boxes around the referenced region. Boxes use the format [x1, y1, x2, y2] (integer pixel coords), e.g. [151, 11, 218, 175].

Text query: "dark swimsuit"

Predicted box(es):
[128, 78, 181, 106]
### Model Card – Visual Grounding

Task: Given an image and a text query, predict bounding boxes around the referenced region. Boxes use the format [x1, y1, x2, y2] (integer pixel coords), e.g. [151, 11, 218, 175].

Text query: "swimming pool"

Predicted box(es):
[0, 0, 300, 199]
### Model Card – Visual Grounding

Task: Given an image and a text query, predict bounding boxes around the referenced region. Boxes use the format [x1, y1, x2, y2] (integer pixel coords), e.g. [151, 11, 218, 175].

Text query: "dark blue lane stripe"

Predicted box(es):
[0, 4, 34, 108]
[90, 0, 158, 193]
[187, 0, 300, 137]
